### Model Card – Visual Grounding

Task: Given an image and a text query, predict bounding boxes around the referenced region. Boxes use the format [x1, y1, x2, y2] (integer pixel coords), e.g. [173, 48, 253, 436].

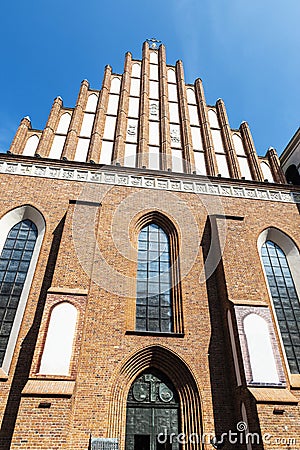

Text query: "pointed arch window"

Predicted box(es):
[136, 223, 173, 332]
[261, 240, 300, 373]
[0, 220, 37, 367]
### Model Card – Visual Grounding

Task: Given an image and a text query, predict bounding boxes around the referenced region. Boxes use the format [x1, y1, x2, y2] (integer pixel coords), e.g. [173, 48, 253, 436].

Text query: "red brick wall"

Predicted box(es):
[0, 166, 299, 449]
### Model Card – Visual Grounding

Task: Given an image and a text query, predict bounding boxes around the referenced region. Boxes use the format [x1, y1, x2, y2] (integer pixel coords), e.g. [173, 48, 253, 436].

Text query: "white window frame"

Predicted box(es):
[258, 227, 300, 375]
[0, 205, 45, 375]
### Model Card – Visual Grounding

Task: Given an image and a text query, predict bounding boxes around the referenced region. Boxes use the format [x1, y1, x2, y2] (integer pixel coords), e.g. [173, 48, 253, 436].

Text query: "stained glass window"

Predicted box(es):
[136, 224, 172, 332]
[0, 220, 37, 366]
[261, 240, 300, 374]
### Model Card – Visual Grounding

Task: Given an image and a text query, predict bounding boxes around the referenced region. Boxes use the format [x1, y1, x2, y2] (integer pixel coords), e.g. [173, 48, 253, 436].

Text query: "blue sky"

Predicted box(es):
[0, 0, 299, 156]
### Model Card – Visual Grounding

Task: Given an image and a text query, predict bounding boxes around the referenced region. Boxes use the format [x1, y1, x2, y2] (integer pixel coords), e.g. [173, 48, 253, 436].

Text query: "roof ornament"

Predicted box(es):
[146, 38, 161, 49]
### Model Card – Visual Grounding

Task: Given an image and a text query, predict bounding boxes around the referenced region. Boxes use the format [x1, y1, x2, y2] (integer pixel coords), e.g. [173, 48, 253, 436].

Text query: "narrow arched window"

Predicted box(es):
[0, 220, 37, 366]
[136, 223, 172, 332]
[261, 240, 300, 373]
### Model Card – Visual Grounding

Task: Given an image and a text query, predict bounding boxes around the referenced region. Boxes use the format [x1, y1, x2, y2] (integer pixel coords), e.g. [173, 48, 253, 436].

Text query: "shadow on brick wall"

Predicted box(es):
[201, 216, 263, 449]
[0, 215, 66, 449]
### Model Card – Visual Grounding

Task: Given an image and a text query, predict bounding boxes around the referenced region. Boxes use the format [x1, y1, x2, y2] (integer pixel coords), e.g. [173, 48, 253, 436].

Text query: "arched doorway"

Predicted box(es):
[107, 345, 203, 450]
[126, 369, 180, 450]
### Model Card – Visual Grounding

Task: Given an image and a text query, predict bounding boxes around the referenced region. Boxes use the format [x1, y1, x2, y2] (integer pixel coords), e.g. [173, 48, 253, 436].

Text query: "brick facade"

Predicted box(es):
[0, 42, 300, 449]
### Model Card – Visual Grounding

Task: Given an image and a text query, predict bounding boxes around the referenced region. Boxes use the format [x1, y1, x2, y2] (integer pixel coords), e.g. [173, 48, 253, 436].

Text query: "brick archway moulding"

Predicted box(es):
[107, 344, 204, 450]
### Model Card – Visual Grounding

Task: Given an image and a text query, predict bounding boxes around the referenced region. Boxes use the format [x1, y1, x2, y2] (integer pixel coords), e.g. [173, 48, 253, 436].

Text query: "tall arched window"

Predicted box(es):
[0, 206, 45, 374]
[136, 223, 173, 332]
[0, 220, 37, 366]
[261, 240, 300, 373]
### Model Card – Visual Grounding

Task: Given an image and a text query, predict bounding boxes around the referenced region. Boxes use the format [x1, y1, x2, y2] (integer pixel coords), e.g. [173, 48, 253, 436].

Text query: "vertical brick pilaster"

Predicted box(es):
[50, 200, 101, 289]
[9, 116, 31, 155]
[35, 97, 63, 158]
[62, 80, 89, 161]
[88, 65, 112, 164]
[194, 78, 218, 176]
[137, 42, 150, 168]
[239, 121, 264, 182]
[216, 98, 241, 179]
[158, 44, 172, 171]
[112, 52, 132, 165]
[267, 147, 286, 184]
[176, 60, 195, 174]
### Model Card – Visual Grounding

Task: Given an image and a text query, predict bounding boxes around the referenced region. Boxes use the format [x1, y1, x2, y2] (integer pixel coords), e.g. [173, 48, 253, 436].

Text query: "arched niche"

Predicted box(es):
[232, 133, 246, 156]
[261, 161, 274, 182]
[131, 63, 141, 78]
[85, 93, 98, 113]
[110, 77, 121, 94]
[244, 313, 279, 384]
[208, 109, 219, 129]
[39, 302, 78, 375]
[107, 345, 203, 450]
[56, 112, 71, 134]
[23, 135, 39, 156]
[258, 227, 300, 297]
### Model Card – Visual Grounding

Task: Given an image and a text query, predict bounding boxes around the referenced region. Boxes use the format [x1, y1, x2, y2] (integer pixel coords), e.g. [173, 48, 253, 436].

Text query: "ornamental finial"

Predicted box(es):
[146, 38, 162, 49]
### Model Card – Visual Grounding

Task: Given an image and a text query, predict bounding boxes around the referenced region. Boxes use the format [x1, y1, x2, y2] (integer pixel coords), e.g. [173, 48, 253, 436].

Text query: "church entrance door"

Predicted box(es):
[125, 369, 180, 450]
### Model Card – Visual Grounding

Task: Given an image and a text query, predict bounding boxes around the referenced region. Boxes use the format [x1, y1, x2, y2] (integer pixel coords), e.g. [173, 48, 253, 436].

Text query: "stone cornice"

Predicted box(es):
[0, 158, 300, 204]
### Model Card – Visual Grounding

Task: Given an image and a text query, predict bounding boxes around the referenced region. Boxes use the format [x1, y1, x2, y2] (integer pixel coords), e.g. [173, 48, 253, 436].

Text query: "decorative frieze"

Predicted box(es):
[0, 161, 299, 204]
